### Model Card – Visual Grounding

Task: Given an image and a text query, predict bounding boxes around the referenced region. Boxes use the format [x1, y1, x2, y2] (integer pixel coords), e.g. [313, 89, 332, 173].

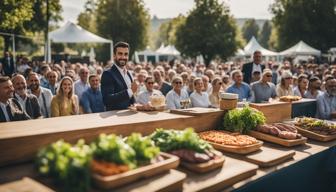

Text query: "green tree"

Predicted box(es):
[156, 15, 185, 48]
[0, 0, 34, 51]
[77, 0, 97, 33]
[96, 0, 150, 61]
[242, 19, 259, 42]
[259, 21, 272, 49]
[271, 0, 336, 51]
[175, 0, 240, 65]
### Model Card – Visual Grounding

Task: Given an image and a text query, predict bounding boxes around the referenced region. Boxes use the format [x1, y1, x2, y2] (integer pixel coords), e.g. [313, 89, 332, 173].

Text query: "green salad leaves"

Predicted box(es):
[222, 106, 266, 133]
[150, 128, 213, 153]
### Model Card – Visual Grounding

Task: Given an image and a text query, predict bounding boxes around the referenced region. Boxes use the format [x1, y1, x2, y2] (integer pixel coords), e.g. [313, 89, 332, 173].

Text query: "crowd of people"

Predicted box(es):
[1, 42, 336, 123]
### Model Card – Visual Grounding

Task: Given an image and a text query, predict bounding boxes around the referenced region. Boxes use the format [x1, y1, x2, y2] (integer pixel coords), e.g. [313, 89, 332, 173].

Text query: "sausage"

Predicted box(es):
[275, 123, 298, 133]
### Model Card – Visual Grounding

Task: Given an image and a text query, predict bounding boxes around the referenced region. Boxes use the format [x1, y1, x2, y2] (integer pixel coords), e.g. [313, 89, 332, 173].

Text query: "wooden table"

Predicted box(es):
[0, 108, 335, 192]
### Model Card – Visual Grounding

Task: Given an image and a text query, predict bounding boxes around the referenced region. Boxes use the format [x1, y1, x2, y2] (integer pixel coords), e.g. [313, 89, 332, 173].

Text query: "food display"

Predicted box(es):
[294, 117, 336, 135]
[279, 95, 301, 102]
[150, 95, 166, 107]
[129, 103, 156, 111]
[256, 123, 302, 140]
[222, 105, 266, 134]
[199, 130, 259, 146]
[150, 128, 223, 164]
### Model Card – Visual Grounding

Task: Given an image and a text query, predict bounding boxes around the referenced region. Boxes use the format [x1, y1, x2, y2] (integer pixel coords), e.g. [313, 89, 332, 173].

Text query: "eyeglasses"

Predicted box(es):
[285, 77, 293, 80]
[174, 81, 182, 85]
[266, 75, 273, 77]
[147, 82, 154, 84]
[218, 82, 222, 85]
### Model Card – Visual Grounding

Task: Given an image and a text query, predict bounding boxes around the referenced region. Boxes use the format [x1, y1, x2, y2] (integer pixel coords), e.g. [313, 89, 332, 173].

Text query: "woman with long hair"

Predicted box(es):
[209, 77, 223, 108]
[51, 76, 79, 117]
[276, 70, 294, 97]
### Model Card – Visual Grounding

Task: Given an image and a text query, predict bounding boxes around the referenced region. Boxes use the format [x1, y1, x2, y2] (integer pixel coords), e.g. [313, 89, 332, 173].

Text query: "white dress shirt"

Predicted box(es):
[252, 63, 262, 75]
[136, 89, 163, 105]
[166, 89, 189, 110]
[190, 91, 211, 108]
[115, 64, 134, 98]
[0, 101, 10, 121]
[15, 93, 27, 112]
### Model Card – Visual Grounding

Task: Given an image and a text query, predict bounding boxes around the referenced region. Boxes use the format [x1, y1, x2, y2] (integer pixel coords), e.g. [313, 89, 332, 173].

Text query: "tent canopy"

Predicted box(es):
[243, 36, 278, 56]
[280, 41, 321, 56]
[49, 21, 111, 43]
[157, 45, 180, 55]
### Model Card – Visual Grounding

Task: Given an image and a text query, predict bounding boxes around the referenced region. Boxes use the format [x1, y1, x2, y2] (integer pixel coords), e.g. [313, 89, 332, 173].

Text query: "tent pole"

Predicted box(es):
[12, 34, 16, 72]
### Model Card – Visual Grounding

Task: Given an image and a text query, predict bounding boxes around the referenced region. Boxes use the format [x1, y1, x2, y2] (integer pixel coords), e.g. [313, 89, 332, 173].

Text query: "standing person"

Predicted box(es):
[12, 74, 42, 119]
[190, 78, 211, 108]
[74, 67, 90, 100]
[242, 50, 265, 84]
[0, 76, 30, 122]
[80, 74, 105, 113]
[293, 74, 309, 97]
[1, 51, 15, 77]
[226, 70, 253, 102]
[305, 76, 323, 99]
[101, 42, 138, 110]
[166, 76, 189, 110]
[51, 77, 79, 117]
[136, 76, 163, 105]
[209, 77, 223, 108]
[250, 69, 277, 103]
[27, 72, 53, 118]
[316, 78, 336, 120]
[276, 70, 294, 97]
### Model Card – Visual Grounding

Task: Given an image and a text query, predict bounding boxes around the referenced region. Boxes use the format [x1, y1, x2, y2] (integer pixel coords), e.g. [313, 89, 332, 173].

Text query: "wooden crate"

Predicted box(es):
[249, 102, 292, 123]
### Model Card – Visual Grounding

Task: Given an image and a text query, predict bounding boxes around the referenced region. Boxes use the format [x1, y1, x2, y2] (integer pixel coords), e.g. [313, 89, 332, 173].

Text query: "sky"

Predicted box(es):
[60, 0, 275, 24]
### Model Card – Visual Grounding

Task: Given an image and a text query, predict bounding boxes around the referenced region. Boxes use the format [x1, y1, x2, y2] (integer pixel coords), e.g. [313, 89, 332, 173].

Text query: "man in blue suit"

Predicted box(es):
[101, 42, 138, 110]
[242, 50, 265, 84]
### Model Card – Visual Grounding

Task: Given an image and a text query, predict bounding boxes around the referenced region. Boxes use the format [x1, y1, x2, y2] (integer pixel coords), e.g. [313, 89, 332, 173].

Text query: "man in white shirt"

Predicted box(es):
[27, 72, 53, 118]
[242, 50, 265, 84]
[190, 78, 211, 108]
[136, 76, 163, 105]
[74, 67, 90, 100]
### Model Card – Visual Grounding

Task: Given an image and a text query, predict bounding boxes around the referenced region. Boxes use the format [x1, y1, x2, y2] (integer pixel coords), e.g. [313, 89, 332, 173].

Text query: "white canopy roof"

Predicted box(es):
[243, 36, 278, 56]
[49, 21, 111, 43]
[157, 45, 180, 55]
[280, 41, 321, 56]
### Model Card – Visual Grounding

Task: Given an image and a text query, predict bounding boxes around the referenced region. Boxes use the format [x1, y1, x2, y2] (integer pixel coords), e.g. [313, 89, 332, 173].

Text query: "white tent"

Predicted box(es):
[137, 46, 158, 63]
[243, 36, 278, 56]
[280, 41, 321, 56]
[47, 21, 113, 62]
[157, 45, 180, 56]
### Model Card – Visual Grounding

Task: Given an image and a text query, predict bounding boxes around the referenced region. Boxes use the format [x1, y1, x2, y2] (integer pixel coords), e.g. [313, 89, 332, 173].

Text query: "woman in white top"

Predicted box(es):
[209, 77, 223, 108]
[276, 70, 294, 97]
[190, 78, 211, 108]
[166, 76, 189, 109]
[293, 74, 308, 97]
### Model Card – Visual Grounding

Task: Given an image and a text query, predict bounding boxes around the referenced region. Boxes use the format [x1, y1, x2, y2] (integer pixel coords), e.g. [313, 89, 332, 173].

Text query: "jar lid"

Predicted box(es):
[221, 93, 238, 99]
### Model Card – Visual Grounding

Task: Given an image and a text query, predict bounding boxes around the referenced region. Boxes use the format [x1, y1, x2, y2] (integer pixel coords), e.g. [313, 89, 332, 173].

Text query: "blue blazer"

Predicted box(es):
[101, 65, 135, 111]
[242, 62, 265, 84]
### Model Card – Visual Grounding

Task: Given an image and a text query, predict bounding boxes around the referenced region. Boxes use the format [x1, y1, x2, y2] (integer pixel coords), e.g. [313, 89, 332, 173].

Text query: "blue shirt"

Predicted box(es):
[226, 82, 252, 101]
[80, 88, 105, 113]
[316, 91, 336, 120]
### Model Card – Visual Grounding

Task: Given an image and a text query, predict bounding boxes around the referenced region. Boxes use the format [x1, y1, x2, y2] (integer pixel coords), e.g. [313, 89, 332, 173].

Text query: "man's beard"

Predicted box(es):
[115, 59, 127, 67]
[30, 84, 39, 91]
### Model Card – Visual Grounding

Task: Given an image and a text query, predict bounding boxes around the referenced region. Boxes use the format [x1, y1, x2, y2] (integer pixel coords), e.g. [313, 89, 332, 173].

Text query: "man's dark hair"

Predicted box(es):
[0, 76, 10, 84]
[309, 76, 320, 83]
[89, 74, 98, 81]
[144, 76, 153, 83]
[113, 42, 129, 54]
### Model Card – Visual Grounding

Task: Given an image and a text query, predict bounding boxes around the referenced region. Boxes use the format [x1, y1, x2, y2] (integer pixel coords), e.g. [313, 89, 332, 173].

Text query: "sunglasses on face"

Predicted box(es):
[174, 81, 182, 85]
[218, 82, 222, 85]
[147, 82, 154, 84]
[266, 75, 273, 77]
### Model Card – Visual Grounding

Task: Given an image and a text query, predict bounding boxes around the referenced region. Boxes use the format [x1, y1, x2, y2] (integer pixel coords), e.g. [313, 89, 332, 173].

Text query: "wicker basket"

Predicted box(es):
[220, 99, 238, 110]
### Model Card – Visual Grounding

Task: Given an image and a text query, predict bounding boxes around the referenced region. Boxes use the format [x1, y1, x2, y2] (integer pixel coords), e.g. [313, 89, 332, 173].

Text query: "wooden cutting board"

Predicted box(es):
[0, 177, 54, 192]
[295, 126, 336, 142]
[170, 107, 223, 116]
[112, 169, 186, 192]
[182, 157, 258, 192]
[227, 146, 295, 167]
[248, 130, 307, 147]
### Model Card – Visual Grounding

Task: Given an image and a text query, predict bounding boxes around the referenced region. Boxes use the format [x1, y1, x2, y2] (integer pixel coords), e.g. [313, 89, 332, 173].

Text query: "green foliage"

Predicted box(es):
[77, 0, 97, 33]
[222, 106, 266, 134]
[36, 139, 92, 192]
[150, 128, 213, 153]
[271, 0, 336, 51]
[175, 0, 240, 65]
[242, 19, 259, 42]
[90, 134, 137, 169]
[125, 133, 160, 163]
[95, 0, 150, 60]
[156, 15, 186, 48]
[259, 21, 272, 49]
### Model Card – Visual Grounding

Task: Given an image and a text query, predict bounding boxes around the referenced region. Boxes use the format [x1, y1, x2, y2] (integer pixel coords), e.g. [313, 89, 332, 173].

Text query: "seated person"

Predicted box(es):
[316, 78, 336, 120]
[251, 71, 261, 83]
[12, 74, 42, 119]
[251, 69, 277, 103]
[80, 74, 105, 113]
[0, 76, 30, 122]
[190, 78, 211, 108]
[136, 76, 163, 105]
[166, 76, 189, 110]
[276, 70, 294, 97]
[293, 74, 308, 97]
[226, 70, 253, 101]
[209, 77, 223, 108]
[305, 76, 323, 99]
